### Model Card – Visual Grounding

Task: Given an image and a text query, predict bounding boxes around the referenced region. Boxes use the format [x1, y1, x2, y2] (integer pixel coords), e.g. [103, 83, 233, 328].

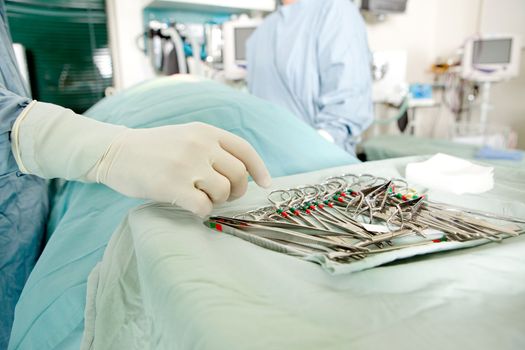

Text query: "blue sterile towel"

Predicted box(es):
[476, 146, 524, 161]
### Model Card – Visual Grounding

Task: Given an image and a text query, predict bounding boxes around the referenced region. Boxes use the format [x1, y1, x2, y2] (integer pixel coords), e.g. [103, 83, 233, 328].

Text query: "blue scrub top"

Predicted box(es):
[0, 1, 49, 348]
[247, 0, 373, 153]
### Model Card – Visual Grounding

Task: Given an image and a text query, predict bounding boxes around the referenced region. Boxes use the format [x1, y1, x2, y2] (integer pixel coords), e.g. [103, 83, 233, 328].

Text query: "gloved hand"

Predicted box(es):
[11, 102, 271, 217]
[317, 128, 335, 143]
[88, 123, 271, 217]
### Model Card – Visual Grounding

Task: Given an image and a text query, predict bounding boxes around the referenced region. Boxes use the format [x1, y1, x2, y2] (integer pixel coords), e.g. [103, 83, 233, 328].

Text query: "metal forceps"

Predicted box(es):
[206, 172, 525, 268]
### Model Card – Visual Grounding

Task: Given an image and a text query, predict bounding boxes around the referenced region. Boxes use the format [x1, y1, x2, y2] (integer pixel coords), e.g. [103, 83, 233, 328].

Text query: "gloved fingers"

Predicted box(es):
[218, 133, 272, 188]
[173, 187, 213, 218]
[212, 151, 249, 201]
[194, 171, 231, 205]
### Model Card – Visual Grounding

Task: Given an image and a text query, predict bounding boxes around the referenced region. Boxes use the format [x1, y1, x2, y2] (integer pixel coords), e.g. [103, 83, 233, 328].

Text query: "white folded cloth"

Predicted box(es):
[406, 153, 494, 194]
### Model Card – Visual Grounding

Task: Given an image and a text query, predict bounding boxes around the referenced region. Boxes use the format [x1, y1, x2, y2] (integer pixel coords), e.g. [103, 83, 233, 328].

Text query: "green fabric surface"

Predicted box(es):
[84, 156, 525, 350]
[363, 135, 525, 169]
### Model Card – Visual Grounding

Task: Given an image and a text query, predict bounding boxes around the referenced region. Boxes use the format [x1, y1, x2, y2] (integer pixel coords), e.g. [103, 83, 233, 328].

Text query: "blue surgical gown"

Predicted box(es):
[0, 1, 49, 348]
[246, 0, 373, 153]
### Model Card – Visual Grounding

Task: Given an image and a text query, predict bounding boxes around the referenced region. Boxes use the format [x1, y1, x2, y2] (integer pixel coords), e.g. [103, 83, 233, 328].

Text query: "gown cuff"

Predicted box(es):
[11, 101, 127, 181]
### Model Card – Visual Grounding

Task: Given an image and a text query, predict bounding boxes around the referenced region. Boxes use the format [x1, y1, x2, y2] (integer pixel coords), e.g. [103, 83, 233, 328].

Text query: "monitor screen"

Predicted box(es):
[472, 38, 512, 65]
[234, 27, 256, 61]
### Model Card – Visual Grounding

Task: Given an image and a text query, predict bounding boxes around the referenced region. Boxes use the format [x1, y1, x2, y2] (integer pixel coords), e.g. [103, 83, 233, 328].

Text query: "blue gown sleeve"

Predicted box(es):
[315, 0, 373, 151]
[0, 85, 30, 173]
[0, 0, 31, 174]
[0, 85, 30, 132]
[1, 4, 46, 349]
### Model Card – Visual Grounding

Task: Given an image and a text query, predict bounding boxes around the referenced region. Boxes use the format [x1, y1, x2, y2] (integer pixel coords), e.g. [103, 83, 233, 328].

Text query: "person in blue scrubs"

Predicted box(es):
[0, 2, 49, 347]
[246, 0, 373, 154]
[0, 2, 271, 347]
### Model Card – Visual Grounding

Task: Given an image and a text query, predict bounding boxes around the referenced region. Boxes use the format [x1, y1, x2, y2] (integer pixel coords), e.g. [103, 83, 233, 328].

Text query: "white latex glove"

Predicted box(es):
[89, 123, 271, 217]
[11, 101, 271, 217]
[317, 128, 335, 143]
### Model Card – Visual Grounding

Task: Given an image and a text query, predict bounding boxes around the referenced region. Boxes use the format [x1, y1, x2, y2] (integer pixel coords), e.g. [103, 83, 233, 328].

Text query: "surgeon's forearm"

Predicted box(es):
[9, 100, 272, 217]
[315, 116, 352, 141]
[314, 113, 364, 153]
[11, 101, 126, 181]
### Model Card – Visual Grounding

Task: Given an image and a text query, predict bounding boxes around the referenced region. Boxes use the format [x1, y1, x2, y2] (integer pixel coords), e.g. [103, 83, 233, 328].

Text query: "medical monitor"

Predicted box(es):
[472, 38, 512, 65]
[361, 0, 407, 13]
[461, 34, 521, 82]
[222, 17, 261, 80]
[233, 27, 256, 62]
